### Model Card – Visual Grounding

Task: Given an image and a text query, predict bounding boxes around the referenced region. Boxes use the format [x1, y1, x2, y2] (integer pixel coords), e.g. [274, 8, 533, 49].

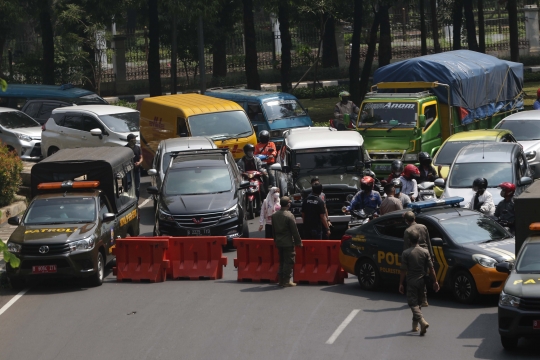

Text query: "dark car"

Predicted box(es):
[147, 148, 250, 246]
[339, 197, 516, 303]
[496, 227, 540, 350]
[21, 100, 72, 125]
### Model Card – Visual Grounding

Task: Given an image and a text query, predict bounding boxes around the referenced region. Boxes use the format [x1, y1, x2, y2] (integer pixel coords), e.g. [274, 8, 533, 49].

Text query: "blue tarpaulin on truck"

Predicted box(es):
[372, 50, 524, 125]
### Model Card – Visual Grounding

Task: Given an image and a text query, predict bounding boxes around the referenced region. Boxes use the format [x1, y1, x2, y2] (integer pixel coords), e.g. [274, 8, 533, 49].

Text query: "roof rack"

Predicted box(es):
[364, 90, 432, 99]
[407, 197, 464, 213]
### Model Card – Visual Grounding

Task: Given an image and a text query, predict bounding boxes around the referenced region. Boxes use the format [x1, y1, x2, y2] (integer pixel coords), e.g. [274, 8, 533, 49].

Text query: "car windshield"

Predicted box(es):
[0, 111, 40, 128]
[359, 102, 418, 126]
[164, 166, 232, 195]
[188, 111, 252, 140]
[98, 112, 139, 132]
[295, 148, 360, 169]
[263, 99, 306, 121]
[448, 162, 512, 188]
[497, 120, 540, 141]
[435, 141, 477, 165]
[516, 243, 540, 272]
[439, 214, 507, 244]
[24, 197, 96, 225]
[297, 173, 360, 190]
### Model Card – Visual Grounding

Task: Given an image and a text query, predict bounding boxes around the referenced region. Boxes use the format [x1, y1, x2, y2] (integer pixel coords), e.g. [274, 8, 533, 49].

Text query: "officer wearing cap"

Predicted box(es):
[125, 133, 142, 200]
[334, 91, 359, 130]
[272, 196, 302, 287]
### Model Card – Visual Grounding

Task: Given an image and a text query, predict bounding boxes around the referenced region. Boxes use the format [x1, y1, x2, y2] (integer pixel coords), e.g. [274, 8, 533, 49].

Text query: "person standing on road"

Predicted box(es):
[380, 182, 403, 215]
[302, 183, 331, 239]
[125, 133, 142, 200]
[259, 187, 281, 238]
[272, 196, 302, 287]
[399, 229, 440, 335]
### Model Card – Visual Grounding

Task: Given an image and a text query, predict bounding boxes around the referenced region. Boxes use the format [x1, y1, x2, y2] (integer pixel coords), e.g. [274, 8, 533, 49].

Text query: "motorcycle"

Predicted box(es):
[417, 181, 436, 201]
[242, 170, 264, 220]
[343, 195, 378, 228]
[491, 211, 515, 235]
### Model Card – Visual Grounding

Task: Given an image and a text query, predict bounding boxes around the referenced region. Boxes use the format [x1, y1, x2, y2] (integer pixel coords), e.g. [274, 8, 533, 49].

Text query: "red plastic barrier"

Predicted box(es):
[233, 238, 279, 283]
[113, 237, 170, 282]
[293, 240, 347, 285]
[167, 236, 228, 280]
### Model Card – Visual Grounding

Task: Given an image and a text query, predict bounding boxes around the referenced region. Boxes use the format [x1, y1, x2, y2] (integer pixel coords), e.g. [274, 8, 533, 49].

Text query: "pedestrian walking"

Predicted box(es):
[125, 133, 142, 200]
[301, 183, 331, 239]
[379, 182, 403, 215]
[259, 187, 281, 238]
[399, 229, 440, 335]
[272, 196, 303, 287]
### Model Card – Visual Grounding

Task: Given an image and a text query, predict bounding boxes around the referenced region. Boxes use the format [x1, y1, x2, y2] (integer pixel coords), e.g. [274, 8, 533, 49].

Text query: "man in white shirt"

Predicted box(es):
[399, 164, 420, 201]
[465, 177, 495, 216]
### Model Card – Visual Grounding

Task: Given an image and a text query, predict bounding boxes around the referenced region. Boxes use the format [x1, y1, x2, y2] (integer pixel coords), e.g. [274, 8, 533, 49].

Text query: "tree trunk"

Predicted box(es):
[171, 14, 177, 94]
[419, 0, 427, 55]
[452, 0, 463, 50]
[359, 11, 381, 103]
[508, 0, 519, 62]
[322, 14, 339, 68]
[278, 0, 292, 92]
[0, 34, 6, 76]
[39, 0, 55, 85]
[242, 0, 260, 90]
[478, 0, 485, 53]
[429, 0, 440, 53]
[147, 0, 162, 96]
[463, 0, 479, 51]
[212, 39, 227, 78]
[378, 5, 391, 67]
[348, 0, 363, 105]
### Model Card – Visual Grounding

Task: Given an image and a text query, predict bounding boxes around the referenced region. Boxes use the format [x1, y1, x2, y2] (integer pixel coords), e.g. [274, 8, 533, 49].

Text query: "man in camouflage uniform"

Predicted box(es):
[272, 196, 303, 287]
[399, 229, 440, 335]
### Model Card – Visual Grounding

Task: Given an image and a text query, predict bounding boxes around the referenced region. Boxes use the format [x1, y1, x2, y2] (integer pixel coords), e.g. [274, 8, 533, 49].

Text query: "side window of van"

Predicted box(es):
[38, 103, 60, 121]
[177, 117, 188, 136]
[24, 102, 42, 118]
[83, 116, 103, 132]
[63, 114, 83, 130]
[247, 103, 263, 122]
[51, 113, 65, 126]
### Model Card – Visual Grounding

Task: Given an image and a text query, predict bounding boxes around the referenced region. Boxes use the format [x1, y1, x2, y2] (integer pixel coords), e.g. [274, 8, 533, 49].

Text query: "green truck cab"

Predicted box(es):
[357, 50, 524, 178]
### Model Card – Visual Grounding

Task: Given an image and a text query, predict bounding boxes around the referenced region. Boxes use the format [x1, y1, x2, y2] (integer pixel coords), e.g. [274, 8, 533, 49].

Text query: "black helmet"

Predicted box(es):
[391, 160, 404, 176]
[362, 168, 376, 179]
[472, 177, 488, 191]
[419, 152, 432, 166]
[259, 130, 270, 143]
[243, 143, 255, 154]
[391, 178, 402, 188]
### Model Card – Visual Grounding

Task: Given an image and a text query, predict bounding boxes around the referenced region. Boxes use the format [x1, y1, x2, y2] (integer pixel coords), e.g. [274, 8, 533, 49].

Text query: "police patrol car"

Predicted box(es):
[339, 197, 516, 303]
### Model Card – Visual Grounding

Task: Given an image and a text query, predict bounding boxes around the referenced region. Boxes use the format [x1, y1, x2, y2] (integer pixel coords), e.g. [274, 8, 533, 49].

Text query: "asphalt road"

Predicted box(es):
[0, 176, 538, 360]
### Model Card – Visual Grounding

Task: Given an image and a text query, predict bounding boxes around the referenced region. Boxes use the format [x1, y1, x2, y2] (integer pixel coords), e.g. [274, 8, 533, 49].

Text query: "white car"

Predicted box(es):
[41, 105, 139, 157]
[0, 107, 43, 160]
[495, 110, 540, 178]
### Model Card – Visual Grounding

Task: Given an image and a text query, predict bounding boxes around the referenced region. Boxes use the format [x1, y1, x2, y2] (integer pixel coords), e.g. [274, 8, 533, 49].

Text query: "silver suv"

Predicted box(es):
[0, 107, 43, 160]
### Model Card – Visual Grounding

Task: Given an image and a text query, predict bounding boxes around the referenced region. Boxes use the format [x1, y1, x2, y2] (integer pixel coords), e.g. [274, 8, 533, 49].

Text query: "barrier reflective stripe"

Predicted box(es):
[233, 238, 279, 283]
[113, 237, 170, 282]
[167, 236, 228, 280]
[293, 240, 347, 285]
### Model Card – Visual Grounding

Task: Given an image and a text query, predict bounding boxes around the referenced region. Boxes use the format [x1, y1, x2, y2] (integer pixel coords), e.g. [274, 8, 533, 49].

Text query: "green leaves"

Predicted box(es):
[0, 240, 20, 269]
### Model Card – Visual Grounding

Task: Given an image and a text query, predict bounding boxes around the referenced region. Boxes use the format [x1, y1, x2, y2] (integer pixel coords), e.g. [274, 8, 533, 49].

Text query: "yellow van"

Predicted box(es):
[139, 94, 257, 168]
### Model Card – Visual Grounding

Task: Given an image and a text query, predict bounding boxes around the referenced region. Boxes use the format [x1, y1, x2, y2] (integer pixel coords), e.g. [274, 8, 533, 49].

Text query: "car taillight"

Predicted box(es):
[341, 234, 352, 245]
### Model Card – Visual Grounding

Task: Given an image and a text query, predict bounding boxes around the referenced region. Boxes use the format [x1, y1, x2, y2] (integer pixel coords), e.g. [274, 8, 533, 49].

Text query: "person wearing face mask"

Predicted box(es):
[385, 160, 404, 184]
[259, 187, 281, 238]
[465, 177, 495, 216]
[495, 182, 515, 232]
[393, 178, 411, 208]
[399, 164, 420, 201]
[125, 133, 142, 200]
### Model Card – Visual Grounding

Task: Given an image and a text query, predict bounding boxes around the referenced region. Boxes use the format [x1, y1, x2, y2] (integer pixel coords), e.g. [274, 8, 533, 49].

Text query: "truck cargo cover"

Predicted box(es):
[373, 50, 523, 124]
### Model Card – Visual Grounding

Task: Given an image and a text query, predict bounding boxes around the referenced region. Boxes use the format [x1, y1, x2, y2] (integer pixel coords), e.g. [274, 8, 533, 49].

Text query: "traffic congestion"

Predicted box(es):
[1, 50, 540, 358]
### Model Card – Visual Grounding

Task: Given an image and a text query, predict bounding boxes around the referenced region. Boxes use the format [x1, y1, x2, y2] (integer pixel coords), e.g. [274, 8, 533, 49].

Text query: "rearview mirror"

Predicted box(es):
[519, 176, 532, 186]
[146, 186, 159, 195]
[418, 114, 426, 128]
[103, 213, 116, 223]
[147, 169, 157, 176]
[434, 178, 445, 188]
[495, 261, 513, 273]
[269, 163, 282, 171]
[7, 216, 20, 225]
[430, 237, 444, 247]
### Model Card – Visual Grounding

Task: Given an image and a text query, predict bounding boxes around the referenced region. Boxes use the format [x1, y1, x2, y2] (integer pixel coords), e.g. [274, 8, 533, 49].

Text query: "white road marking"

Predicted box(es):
[325, 309, 360, 344]
[139, 198, 151, 208]
[0, 288, 29, 316]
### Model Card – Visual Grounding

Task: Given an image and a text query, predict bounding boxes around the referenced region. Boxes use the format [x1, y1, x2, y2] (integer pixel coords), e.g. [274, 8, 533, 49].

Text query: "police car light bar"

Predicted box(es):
[37, 181, 100, 190]
[407, 197, 464, 211]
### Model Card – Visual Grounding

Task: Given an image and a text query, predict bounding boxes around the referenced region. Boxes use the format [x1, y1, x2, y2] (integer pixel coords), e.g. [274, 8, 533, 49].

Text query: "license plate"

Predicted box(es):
[32, 265, 57, 274]
[373, 165, 391, 172]
[534, 320, 540, 329]
[187, 228, 211, 236]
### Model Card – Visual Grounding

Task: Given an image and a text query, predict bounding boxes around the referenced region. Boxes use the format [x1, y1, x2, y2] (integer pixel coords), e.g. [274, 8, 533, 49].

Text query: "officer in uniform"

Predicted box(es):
[272, 196, 302, 287]
[333, 91, 359, 130]
[399, 229, 440, 335]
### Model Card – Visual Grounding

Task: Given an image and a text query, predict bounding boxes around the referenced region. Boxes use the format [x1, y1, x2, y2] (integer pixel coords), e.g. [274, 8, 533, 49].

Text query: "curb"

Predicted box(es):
[0, 200, 27, 226]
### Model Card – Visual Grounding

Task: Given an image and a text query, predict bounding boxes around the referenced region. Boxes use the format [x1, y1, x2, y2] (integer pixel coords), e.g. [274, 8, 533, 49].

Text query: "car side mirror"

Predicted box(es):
[519, 176, 532, 186]
[8, 216, 20, 225]
[103, 213, 116, 223]
[418, 114, 426, 128]
[147, 169, 157, 176]
[434, 178, 445, 188]
[90, 128, 103, 139]
[239, 180, 250, 190]
[430, 237, 444, 247]
[364, 160, 372, 169]
[269, 163, 282, 171]
[146, 186, 159, 195]
[252, 124, 258, 133]
[495, 262, 513, 273]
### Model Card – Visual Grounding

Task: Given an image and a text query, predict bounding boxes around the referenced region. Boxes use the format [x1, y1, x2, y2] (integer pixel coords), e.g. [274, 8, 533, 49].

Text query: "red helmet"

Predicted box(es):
[360, 176, 375, 191]
[403, 164, 420, 178]
[498, 182, 516, 197]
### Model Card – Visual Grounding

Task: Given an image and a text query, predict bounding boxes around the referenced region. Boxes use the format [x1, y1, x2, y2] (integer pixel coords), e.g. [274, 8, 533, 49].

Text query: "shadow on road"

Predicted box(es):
[364, 330, 416, 339]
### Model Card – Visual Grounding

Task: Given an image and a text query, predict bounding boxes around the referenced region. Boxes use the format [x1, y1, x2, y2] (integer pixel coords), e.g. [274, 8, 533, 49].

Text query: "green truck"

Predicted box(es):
[357, 50, 524, 177]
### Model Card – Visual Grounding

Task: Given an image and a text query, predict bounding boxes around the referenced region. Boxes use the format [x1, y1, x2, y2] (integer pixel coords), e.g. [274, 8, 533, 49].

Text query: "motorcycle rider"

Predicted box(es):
[363, 168, 383, 196]
[238, 143, 269, 197]
[393, 178, 411, 208]
[333, 91, 359, 130]
[399, 164, 420, 201]
[346, 176, 382, 213]
[384, 160, 404, 184]
[418, 152, 441, 183]
[465, 177, 495, 216]
[255, 130, 277, 186]
[494, 182, 516, 232]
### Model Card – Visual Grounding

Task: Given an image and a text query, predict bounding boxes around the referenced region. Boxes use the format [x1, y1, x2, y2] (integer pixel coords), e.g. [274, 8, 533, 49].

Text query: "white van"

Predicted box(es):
[41, 105, 139, 157]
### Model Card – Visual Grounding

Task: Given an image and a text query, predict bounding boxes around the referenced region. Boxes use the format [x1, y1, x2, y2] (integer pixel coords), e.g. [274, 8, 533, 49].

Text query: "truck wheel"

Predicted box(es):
[88, 252, 104, 287]
[356, 259, 380, 291]
[500, 336, 519, 350]
[452, 270, 478, 304]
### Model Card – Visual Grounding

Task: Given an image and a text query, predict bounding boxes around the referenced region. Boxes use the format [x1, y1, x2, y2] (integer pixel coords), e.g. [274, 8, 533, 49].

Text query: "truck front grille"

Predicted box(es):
[368, 152, 403, 161]
[519, 298, 540, 311]
[21, 243, 70, 255]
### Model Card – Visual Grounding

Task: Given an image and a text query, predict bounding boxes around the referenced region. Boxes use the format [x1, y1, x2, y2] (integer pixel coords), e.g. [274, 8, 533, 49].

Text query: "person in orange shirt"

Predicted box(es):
[255, 130, 277, 187]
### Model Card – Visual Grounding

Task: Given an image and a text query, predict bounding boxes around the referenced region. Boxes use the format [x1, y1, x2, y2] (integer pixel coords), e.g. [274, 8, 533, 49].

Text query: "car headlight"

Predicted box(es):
[403, 153, 418, 161]
[526, 150, 536, 160]
[221, 205, 239, 220]
[472, 254, 497, 268]
[16, 133, 33, 142]
[7, 242, 21, 253]
[499, 290, 520, 308]
[158, 209, 175, 222]
[68, 237, 95, 252]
